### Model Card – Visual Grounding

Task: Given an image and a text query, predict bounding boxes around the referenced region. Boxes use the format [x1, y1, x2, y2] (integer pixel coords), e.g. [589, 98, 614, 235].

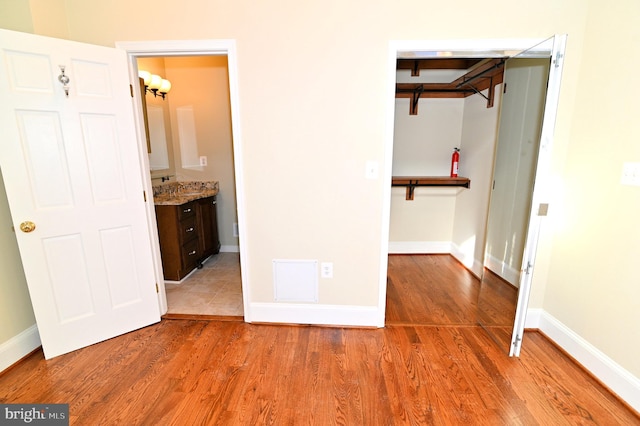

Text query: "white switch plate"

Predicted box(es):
[321, 262, 333, 278]
[199, 156, 208, 166]
[621, 162, 640, 186]
[365, 160, 379, 179]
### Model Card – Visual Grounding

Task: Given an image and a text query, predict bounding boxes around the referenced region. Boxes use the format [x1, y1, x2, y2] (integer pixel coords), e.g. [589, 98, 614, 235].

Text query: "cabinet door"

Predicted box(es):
[197, 196, 220, 258]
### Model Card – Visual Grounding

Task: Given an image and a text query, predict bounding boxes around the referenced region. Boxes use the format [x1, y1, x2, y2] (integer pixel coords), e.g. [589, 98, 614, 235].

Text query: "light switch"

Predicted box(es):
[538, 203, 549, 216]
[621, 162, 640, 186]
[365, 161, 379, 179]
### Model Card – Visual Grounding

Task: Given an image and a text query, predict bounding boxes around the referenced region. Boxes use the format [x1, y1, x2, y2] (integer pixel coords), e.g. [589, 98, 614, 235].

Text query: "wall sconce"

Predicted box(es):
[139, 70, 171, 99]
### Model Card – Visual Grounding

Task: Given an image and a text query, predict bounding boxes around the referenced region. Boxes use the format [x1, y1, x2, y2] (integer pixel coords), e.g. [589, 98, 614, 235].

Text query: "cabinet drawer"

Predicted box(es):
[180, 217, 198, 242]
[181, 239, 200, 270]
[178, 202, 196, 220]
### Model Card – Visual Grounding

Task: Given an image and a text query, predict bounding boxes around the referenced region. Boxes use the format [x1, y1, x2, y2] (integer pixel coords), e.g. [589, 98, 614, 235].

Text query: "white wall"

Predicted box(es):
[390, 96, 464, 250]
[452, 88, 502, 275]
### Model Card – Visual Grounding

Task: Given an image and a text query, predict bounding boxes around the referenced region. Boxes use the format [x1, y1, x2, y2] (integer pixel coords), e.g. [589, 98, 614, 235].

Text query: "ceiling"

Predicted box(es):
[396, 58, 506, 114]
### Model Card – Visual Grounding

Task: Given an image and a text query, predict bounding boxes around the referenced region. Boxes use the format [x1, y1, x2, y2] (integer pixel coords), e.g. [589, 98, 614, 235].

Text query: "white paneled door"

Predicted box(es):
[0, 29, 160, 359]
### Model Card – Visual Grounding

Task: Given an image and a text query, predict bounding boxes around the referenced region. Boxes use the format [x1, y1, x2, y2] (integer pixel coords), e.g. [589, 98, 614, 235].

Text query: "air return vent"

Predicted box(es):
[272, 260, 318, 302]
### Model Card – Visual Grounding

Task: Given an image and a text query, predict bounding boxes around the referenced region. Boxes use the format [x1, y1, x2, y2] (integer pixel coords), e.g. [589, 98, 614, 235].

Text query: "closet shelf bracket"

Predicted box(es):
[392, 176, 471, 200]
[411, 84, 424, 115]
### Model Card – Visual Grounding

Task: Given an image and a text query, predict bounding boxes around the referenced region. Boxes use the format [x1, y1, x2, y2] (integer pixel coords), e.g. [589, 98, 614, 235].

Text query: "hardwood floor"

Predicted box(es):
[386, 254, 482, 326]
[1, 255, 638, 425]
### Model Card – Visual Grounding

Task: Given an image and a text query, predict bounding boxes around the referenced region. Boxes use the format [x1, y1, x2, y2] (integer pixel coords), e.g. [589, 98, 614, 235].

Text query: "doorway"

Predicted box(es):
[117, 40, 250, 321]
[381, 37, 566, 354]
[136, 54, 242, 317]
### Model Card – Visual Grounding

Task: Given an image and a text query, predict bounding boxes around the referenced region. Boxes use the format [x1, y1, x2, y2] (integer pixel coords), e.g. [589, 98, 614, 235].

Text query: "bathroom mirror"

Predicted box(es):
[137, 58, 176, 181]
[477, 36, 561, 354]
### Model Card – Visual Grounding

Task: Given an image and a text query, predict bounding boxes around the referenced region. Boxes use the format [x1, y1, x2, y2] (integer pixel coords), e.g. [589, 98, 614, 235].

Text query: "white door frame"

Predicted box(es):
[380, 37, 561, 328]
[116, 40, 251, 320]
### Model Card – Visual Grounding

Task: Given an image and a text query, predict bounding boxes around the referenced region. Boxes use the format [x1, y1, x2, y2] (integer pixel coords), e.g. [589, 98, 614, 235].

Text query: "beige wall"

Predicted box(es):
[0, 0, 33, 33]
[0, 171, 35, 343]
[2, 0, 639, 382]
[541, 1, 640, 377]
[0, 0, 36, 350]
[55, 0, 590, 308]
[0, 0, 68, 37]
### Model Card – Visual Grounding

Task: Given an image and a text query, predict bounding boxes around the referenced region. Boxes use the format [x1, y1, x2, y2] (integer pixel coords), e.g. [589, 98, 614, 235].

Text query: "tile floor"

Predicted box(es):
[164, 252, 243, 316]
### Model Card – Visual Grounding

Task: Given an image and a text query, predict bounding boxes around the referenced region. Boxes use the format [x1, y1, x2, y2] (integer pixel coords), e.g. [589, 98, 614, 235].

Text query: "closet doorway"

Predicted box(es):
[384, 37, 566, 355]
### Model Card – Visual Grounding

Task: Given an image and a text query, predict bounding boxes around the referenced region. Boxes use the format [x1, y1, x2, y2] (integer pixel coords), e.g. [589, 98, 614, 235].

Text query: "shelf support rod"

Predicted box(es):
[462, 83, 489, 102]
[410, 85, 424, 115]
[455, 59, 505, 89]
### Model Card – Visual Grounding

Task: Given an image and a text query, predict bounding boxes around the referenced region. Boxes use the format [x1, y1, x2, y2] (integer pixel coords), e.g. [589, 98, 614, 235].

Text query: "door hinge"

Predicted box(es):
[512, 334, 522, 351]
[155, 283, 159, 293]
[503, 83, 507, 93]
[553, 52, 564, 68]
[524, 261, 533, 275]
[130, 84, 134, 97]
[143, 190, 147, 202]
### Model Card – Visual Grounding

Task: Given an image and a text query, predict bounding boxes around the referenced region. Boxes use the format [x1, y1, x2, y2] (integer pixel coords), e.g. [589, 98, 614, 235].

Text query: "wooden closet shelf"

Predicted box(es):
[392, 176, 470, 200]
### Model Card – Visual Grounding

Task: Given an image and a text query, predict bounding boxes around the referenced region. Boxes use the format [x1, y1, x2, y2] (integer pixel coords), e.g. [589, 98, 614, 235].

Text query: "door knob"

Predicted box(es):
[19, 221, 36, 233]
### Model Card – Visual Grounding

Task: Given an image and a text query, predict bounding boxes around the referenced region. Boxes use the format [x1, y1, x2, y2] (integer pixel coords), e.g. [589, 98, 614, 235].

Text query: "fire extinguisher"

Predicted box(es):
[450, 148, 460, 177]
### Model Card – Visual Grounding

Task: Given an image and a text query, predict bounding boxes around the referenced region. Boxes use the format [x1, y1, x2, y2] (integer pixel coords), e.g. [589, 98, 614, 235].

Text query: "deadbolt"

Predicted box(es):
[19, 221, 36, 233]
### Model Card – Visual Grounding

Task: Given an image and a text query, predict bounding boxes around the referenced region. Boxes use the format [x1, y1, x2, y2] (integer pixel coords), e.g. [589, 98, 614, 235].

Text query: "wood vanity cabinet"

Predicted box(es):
[155, 196, 220, 281]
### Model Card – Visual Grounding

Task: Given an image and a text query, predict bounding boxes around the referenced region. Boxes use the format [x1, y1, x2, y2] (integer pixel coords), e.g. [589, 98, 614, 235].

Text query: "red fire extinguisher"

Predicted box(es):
[450, 147, 460, 177]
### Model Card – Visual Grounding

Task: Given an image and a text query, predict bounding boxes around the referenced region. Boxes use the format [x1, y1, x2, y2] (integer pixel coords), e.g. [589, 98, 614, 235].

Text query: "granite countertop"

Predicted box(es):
[152, 181, 219, 205]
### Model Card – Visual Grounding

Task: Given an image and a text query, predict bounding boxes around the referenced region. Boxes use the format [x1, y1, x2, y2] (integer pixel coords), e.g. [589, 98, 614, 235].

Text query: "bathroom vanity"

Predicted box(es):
[153, 181, 220, 281]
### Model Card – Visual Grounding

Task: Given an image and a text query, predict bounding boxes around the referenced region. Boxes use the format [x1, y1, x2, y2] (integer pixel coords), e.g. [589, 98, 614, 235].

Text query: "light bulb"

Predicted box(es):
[159, 79, 172, 94]
[138, 70, 151, 86]
[148, 74, 163, 90]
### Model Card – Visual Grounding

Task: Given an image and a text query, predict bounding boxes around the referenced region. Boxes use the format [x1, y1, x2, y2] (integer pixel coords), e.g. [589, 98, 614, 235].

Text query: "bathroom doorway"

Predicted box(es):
[136, 54, 242, 318]
[118, 40, 249, 321]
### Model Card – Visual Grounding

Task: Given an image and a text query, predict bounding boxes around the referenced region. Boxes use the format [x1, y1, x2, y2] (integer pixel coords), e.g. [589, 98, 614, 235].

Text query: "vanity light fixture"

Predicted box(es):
[138, 70, 171, 99]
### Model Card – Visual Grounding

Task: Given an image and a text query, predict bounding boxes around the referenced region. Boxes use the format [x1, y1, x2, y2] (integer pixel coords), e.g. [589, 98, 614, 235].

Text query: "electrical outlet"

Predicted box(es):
[199, 156, 208, 166]
[321, 262, 333, 278]
[233, 222, 239, 237]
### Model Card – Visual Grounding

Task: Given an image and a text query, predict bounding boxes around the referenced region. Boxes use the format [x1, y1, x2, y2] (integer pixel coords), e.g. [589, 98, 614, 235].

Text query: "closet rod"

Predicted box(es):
[455, 59, 506, 89]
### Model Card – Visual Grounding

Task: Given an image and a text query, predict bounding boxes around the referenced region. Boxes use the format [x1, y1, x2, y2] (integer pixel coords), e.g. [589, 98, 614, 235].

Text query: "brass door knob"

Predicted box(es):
[19, 221, 36, 233]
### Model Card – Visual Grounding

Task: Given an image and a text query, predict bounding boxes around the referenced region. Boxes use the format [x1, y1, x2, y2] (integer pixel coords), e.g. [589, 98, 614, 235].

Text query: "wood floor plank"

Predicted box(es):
[386, 254, 482, 325]
[1, 321, 638, 425]
[1, 255, 638, 425]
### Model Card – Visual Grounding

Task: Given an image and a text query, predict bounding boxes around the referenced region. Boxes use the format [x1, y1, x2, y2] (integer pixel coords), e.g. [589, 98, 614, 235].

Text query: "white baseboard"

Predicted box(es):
[450, 243, 484, 277]
[388, 241, 483, 277]
[249, 303, 381, 327]
[526, 308, 640, 412]
[485, 254, 520, 286]
[0, 325, 41, 373]
[524, 308, 543, 329]
[388, 241, 452, 254]
[220, 245, 240, 253]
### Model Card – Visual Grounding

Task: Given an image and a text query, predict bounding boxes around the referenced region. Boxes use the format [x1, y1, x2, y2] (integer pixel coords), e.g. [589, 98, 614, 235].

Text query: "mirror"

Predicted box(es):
[137, 57, 176, 181]
[477, 38, 554, 352]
